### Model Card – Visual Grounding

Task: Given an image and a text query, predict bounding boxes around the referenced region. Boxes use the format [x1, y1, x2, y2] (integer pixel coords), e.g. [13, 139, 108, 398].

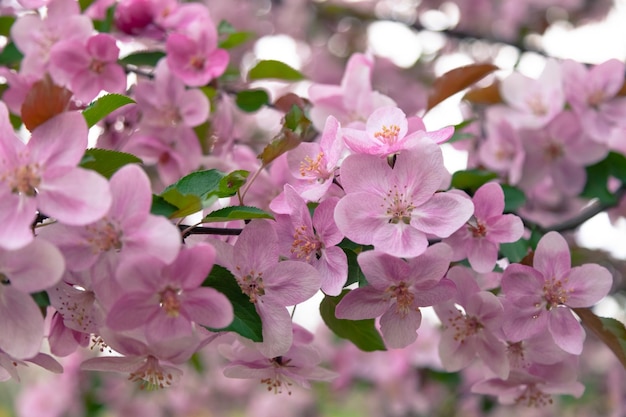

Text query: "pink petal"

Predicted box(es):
[411, 278, 456, 306]
[379, 306, 421, 349]
[473, 182, 504, 219]
[372, 222, 429, 258]
[335, 286, 390, 320]
[38, 167, 112, 225]
[262, 261, 320, 306]
[486, 214, 524, 243]
[28, 112, 88, 169]
[0, 239, 65, 293]
[256, 303, 293, 358]
[317, 246, 348, 296]
[533, 232, 571, 280]
[106, 293, 159, 331]
[0, 193, 36, 250]
[165, 244, 214, 289]
[467, 238, 498, 273]
[0, 286, 44, 359]
[410, 191, 474, 237]
[548, 307, 584, 355]
[182, 287, 233, 329]
[565, 264, 612, 307]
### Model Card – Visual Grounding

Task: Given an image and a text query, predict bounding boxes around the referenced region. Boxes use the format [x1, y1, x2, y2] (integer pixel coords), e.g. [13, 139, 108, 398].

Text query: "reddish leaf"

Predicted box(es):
[274, 93, 308, 113]
[574, 308, 626, 369]
[21, 75, 73, 131]
[618, 81, 626, 97]
[464, 82, 502, 105]
[427, 63, 499, 111]
[258, 129, 301, 166]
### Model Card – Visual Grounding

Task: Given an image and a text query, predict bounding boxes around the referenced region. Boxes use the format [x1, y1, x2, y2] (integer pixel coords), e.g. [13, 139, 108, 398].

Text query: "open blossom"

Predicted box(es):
[213, 220, 321, 358]
[221, 325, 337, 394]
[434, 266, 509, 379]
[444, 182, 524, 273]
[341, 106, 454, 157]
[335, 244, 455, 349]
[49, 33, 126, 103]
[285, 115, 346, 202]
[106, 243, 233, 344]
[501, 231, 612, 354]
[274, 185, 347, 296]
[0, 105, 112, 250]
[308, 52, 396, 130]
[334, 145, 474, 258]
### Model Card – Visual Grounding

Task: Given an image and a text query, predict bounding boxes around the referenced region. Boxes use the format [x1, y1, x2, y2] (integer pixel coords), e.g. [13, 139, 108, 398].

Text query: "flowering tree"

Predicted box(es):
[1, 0, 626, 416]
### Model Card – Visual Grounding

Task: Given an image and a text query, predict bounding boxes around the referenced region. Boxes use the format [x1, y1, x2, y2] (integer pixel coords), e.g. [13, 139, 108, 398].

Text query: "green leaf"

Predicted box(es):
[218, 170, 249, 197]
[203, 265, 263, 342]
[235, 89, 270, 113]
[219, 31, 253, 49]
[448, 119, 476, 144]
[217, 20, 237, 35]
[119, 51, 166, 67]
[607, 152, 626, 183]
[342, 248, 367, 287]
[0, 16, 15, 37]
[581, 157, 615, 205]
[32, 291, 50, 308]
[248, 60, 305, 82]
[160, 169, 225, 218]
[451, 169, 498, 193]
[82, 94, 136, 128]
[501, 184, 526, 212]
[79, 148, 142, 179]
[0, 42, 23, 67]
[320, 290, 386, 352]
[574, 308, 626, 369]
[499, 239, 529, 263]
[202, 206, 274, 223]
[78, 0, 96, 11]
[151, 195, 179, 218]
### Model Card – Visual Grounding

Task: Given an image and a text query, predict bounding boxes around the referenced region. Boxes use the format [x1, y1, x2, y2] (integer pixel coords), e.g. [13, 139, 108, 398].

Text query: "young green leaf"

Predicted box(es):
[82, 94, 136, 128]
[235, 89, 270, 112]
[248, 60, 305, 82]
[79, 148, 142, 179]
[202, 206, 274, 223]
[320, 291, 386, 352]
[218, 170, 249, 197]
[574, 308, 626, 369]
[118, 51, 166, 67]
[451, 169, 498, 193]
[160, 169, 226, 218]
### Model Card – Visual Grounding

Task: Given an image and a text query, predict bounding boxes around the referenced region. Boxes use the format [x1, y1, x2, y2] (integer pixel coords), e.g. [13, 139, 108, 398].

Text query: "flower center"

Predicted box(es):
[128, 355, 176, 390]
[467, 217, 487, 238]
[291, 225, 321, 262]
[526, 95, 547, 116]
[9, 164, 41, 197]
[190, 55, 205, 71]
[261, 356, 294, 395]
[542, 277, 570, 308]
[383, 185, 414, 224]
[159, 287, 182, 317]
[85, 219, 123, 253]
[446, 311, 484, 343]
[90, 59, 105, 74]
[506, 341, 529, 369]
[544, 141, 563, 161]
[299, 152, 329, 182]
[237, 269, 265, 303]
[514, 384, 553, 407]
[384, 281, 415, 317]
[588, 90, 605, 108]
[374, 124, 400, 145]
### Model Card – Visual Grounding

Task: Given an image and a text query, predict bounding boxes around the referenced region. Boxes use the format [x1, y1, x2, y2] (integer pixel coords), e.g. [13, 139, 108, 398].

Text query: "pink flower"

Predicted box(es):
[49, 33, 126, 103]
[274, 185, 347, 296]
[39, 163, 181, 276]
[335, 244, 455, 349]
[434, 266, 509, 378]
[165, 8, 228, 87]
[214, 220, 321, 358]
[334, 145, 474, 258]
[221, 325, 337, 394]
[501, 232, 612, 354]
[341, 106, 453, 157]
[308, 53, 396, 130]
[518, 111, 607, 196]
[106, 243, 233, 344]
[444, 182, 524, 273]
[10, 0, 93, 77]
[0, 105, 112, 250]
[134, 59, 210, 128]
[285, 115, 346, 202]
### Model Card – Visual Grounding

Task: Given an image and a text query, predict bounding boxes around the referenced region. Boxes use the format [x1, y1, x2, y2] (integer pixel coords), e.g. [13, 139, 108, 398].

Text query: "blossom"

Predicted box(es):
[106, 243, 233, 344]
[274, 185, 347, 296]
[444, 182, 524, 273]
[434, 266, 509, 378]
[0, 105, 112, 250]
[335, 244, 455, 349]
[500, 231, 612, 354]
[221, 325, 337, 394]
[341, 106, 453, 157]
[334, 145, 474, 258]
[214, 220, 321, 358]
